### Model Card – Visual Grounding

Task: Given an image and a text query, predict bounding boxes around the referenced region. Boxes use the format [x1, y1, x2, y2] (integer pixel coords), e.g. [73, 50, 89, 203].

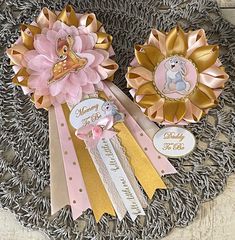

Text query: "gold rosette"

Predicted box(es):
[126, 26, 229, 124]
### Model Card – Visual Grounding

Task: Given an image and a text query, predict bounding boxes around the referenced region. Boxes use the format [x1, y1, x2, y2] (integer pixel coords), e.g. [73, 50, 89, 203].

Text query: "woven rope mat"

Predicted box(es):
[0, 0, 235, 239]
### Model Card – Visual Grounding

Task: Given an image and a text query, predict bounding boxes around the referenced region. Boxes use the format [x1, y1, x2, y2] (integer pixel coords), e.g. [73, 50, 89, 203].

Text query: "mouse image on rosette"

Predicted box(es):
[101, 101, 124, 123]
[163, 56, 191, 95]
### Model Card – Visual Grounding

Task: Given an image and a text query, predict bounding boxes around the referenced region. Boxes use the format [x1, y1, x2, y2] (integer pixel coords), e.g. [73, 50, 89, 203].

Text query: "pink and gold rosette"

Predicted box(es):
[7, 5, 118, 109]
[6, 5, 118, 221]
[126, 26, 229, 124]
[7, 5, 177, 222]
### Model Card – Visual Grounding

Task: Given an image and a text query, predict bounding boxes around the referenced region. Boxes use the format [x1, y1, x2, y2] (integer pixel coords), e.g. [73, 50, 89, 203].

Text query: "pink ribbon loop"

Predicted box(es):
[75, 116, 116, 147]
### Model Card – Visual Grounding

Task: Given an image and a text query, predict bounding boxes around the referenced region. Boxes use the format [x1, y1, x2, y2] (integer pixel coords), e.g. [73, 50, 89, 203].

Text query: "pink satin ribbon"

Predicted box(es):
[186, 29, 207, 57]
[148, 29, 166, 56]
[54, 104, 91, 219]
[75, 116, 116, 147]
[103, 83, 177, 176]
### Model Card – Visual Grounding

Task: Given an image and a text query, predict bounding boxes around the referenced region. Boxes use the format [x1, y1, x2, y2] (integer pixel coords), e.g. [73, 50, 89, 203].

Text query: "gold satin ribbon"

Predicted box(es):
[163, 100, 186, 123]
[135, 45, 165, 71]
[21, 24, 41, 50]
[31, 94, 52, 109]
[166, 26, 187, 56]
[95, 32, 113, 50]
[189, 83, 217, 109]
[99, 91, 166, 199]
[136, 82, 162, 109]
[62, 104, 115, 221]
[189, 45, 219, 72]
[12, 67, 29, 86]
[115, 122, 167, 198]
[57, 5, 78, 27]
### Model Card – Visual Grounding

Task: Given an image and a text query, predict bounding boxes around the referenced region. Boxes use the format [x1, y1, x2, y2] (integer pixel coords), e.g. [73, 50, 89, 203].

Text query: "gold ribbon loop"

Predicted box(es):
[95, 32, 112, 50]
[163, 100, 186, 123]
[138, 95, 161, 108]
[189, 45, 219, 72]
[166, 26, 187, 56]
[136, 82, 157, 95]
[136, 83, 162, 108]
[135, 45, 164, 71]
[141, 45, 165, 66]
[12, 67, 29, 86]
[197, 83, 216, 100]
[163, 101, 177, 123]
[57, 5, 78, 27]
[31, 94, 51, 109]
[189, 87, 216, 109]
[21, 24, 41, 50]
[176, 101, 186, 122]
[135, 45, 154, 71]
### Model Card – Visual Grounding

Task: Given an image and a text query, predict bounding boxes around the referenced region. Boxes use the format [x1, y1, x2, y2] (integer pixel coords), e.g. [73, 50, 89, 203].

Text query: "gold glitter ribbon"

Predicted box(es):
[62, 104, 115, 222]
[99, 92, 166, 199]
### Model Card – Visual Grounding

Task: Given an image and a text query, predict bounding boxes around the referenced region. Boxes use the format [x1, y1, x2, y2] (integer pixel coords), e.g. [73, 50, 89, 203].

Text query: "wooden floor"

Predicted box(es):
[0, 1, 234, 240]
[219, 0, 235, 24]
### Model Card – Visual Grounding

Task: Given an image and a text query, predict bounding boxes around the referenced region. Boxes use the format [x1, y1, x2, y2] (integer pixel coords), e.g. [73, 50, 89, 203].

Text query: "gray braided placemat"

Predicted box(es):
[0, 0, 235, 239]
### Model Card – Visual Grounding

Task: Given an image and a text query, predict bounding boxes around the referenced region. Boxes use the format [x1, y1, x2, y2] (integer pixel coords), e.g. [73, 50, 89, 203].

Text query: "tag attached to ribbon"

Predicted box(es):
[153, 126, 196, 158]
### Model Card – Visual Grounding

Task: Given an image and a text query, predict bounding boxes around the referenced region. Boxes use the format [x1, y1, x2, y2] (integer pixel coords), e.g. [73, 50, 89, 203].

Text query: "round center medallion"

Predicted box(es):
[154, 56, 198, 99]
